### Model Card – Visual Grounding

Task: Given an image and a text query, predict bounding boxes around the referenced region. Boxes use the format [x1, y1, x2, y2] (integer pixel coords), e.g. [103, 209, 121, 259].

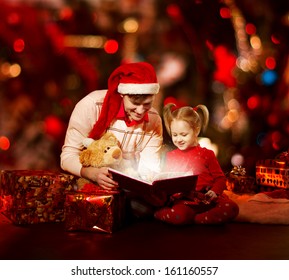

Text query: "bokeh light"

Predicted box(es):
[219, 7, 231, 19]
[104, 40, 118, 54]
[44, 115, 65, 140]
[245, 23, 256, 35]
[9, 63, 21, 77]
[7, 12, 20, 25]
[250, 35, 262, 50]
[261, 70, 278, 85]
[247, 95, 260, 110]
[122, 17, 139, 33]
[166, 4, 183, 22]
[0, 62, 21, 78]
[271, 34, 280, 44]
[231, 153, 244, 166]
[265, 57, 276, 70]
[0, 136, 10, 151]
[267, 113, 279, 126]
[13, 38, 25, 52]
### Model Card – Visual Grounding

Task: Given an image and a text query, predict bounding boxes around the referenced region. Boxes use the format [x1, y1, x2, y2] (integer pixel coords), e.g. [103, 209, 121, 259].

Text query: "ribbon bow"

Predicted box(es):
[275, 151, 289, 162]
[230, 165, 246, 176]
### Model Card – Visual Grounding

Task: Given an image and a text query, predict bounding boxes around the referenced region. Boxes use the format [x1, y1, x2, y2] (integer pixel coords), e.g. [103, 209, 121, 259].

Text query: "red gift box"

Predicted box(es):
[64, 189, 126, 234]
[0, 170, 76, 224]
[226, 166, 257, 194]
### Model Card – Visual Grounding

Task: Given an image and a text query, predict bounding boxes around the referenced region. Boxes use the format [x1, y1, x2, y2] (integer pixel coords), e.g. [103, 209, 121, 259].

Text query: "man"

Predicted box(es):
[60, 62, 163, 191]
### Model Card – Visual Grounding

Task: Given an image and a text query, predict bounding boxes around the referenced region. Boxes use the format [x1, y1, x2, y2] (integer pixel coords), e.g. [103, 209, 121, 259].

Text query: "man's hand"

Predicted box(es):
[81, 166, 119, 190]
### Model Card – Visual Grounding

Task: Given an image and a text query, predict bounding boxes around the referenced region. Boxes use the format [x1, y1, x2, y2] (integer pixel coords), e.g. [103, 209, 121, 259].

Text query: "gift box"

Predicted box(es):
[226, 166, 257, 194]
[0, 170, 76, 224]
[256, 155, 289, 189]
[64, 188, 126, 234]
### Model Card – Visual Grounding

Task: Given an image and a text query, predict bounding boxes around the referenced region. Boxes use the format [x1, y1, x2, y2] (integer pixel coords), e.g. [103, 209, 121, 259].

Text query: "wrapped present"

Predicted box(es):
[256, 156, 289, 189]
[226, 166, 257, 194]
[0, 170, 76, 224]
[64, 188, 126, 234]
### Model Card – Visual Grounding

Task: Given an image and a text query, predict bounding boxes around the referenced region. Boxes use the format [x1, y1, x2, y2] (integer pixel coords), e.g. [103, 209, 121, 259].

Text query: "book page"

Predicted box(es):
[108, 168, 152, 185]
[152, 171, 194, 182]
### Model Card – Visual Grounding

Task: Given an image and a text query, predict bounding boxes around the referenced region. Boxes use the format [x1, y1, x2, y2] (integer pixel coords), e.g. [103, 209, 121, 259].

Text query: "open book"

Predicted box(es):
[109, 168, 198, 197]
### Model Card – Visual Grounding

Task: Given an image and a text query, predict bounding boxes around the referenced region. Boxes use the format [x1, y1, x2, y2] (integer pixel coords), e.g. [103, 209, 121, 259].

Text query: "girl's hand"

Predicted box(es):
[205, 190, 217, 202]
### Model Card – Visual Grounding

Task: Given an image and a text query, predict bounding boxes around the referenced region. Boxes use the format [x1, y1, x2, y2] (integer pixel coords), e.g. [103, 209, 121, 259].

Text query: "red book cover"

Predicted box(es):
[109, 168, 198, 197]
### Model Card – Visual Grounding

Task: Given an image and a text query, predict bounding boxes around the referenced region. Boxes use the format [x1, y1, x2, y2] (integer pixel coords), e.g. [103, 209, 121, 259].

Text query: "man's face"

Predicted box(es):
[122, 95, 154, 121]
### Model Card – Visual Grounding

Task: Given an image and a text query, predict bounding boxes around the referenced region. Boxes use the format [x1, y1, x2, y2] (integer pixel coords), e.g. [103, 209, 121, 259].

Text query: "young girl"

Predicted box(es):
[154, 103, 239, 225]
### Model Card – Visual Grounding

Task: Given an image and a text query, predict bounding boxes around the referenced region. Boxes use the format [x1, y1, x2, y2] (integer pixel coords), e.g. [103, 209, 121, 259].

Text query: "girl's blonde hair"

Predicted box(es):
[163, 103, 209, 137]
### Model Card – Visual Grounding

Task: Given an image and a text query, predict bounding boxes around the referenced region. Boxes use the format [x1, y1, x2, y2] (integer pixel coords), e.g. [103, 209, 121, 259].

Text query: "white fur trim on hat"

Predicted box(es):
[118, 83, 160, 94]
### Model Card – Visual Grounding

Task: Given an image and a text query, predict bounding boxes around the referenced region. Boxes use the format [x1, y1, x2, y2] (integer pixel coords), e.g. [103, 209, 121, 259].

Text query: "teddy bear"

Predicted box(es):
[77, 132, 123, 190]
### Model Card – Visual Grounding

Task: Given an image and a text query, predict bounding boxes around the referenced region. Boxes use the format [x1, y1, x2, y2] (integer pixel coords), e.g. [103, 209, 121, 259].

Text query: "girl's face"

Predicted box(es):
[122, 95, 154, 121]
[170, 119, 198, 150]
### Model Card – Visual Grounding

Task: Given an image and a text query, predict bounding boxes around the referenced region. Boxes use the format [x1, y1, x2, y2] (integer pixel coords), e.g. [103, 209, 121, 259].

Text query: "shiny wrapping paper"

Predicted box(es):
[64, 189, 126, 234]
[0, 170, 76, 224]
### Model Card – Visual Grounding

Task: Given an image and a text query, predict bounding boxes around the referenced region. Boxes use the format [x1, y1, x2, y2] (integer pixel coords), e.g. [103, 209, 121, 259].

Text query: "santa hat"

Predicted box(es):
[88, 62, 160, 140]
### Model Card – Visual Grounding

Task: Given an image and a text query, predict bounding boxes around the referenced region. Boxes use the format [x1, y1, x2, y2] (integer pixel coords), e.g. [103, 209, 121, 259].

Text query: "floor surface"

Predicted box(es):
[1, 214, 289, 260]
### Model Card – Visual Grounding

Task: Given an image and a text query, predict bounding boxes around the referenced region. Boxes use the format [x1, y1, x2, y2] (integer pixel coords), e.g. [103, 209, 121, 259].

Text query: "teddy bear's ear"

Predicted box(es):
[101, 133, 111, 141]
[105, 132, 118, 144]
[79, 150, 92, 166]
[83, 138, 94, 148]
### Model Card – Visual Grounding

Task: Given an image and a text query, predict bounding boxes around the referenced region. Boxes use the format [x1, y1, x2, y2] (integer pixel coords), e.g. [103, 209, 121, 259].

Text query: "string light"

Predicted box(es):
[224, 0, 259, 72]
